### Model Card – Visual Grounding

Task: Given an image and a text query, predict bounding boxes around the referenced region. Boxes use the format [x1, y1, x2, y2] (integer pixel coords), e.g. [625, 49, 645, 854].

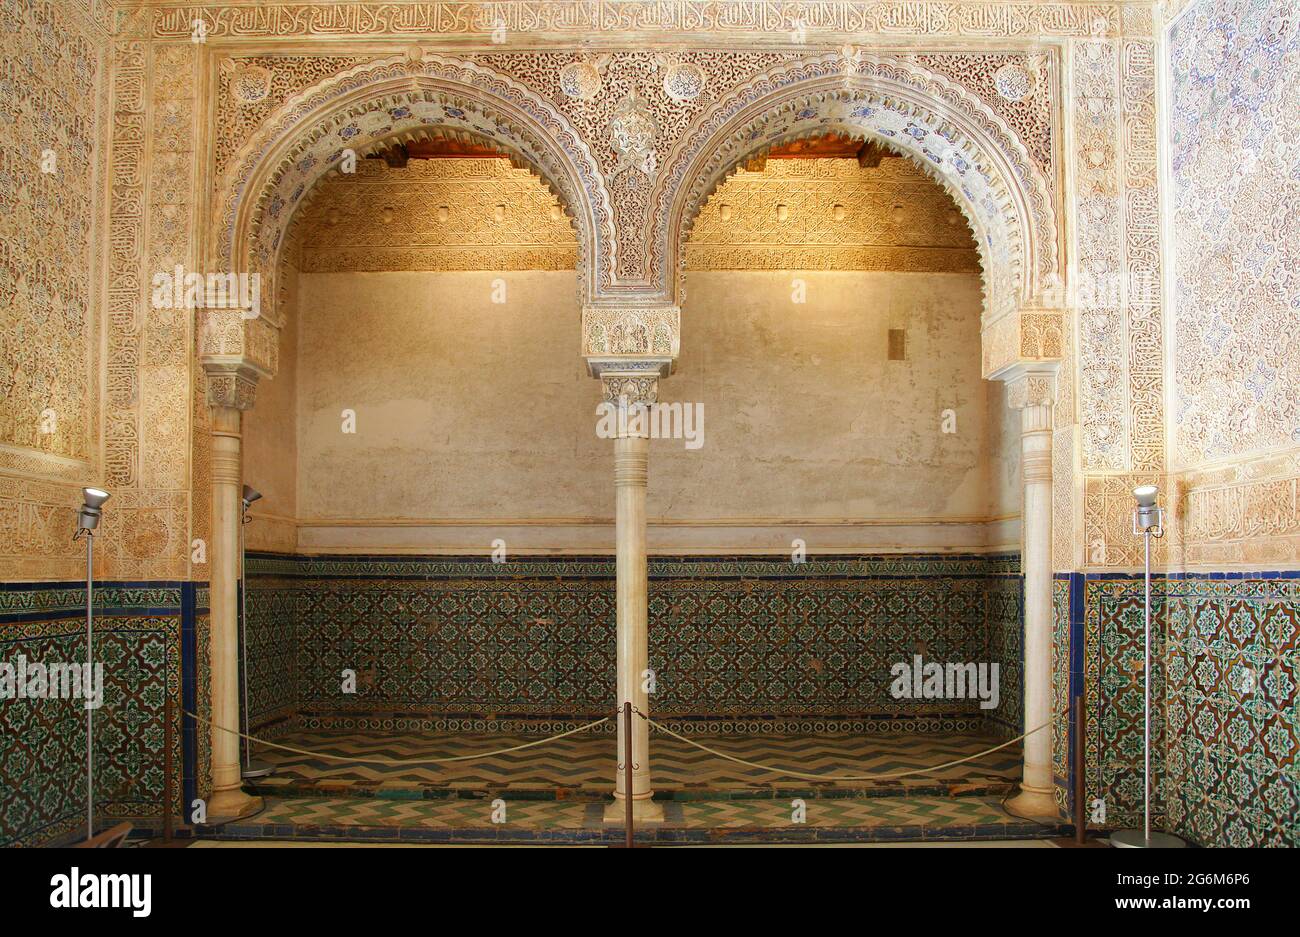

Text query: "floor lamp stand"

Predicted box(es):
[81, 528, 95, 840]
[73, 486, 110, 843]
[239, 504, 274, 780]
[1112, 489, 1185, 849]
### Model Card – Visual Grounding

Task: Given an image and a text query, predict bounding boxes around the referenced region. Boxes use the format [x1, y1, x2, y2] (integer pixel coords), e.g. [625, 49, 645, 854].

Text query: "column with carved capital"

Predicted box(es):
[205, 364, 263, 820]
[583, 304, 677, 824]
[1004, 362, 1059, 818]
[600, 372, 664, 823]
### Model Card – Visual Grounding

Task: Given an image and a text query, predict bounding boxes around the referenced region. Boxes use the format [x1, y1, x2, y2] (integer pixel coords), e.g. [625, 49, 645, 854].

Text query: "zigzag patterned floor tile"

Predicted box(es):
[247, 730, 1020, 801]
[205, 795, 1063, 844]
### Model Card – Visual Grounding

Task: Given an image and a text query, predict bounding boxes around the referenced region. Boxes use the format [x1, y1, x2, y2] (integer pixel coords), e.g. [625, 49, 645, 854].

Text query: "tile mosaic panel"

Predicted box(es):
[1077, 572, 1297, 848]
[984, 576, 1024, 739]
[0, 582, 193, 847]
[244, 581, 297, 734]
[247, 553, 1023, 732]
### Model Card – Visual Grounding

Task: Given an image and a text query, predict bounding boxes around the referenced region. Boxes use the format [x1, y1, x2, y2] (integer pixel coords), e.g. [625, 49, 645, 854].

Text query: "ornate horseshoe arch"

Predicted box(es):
[208, 52, 613, 379]
[657, 54, 1060, 333]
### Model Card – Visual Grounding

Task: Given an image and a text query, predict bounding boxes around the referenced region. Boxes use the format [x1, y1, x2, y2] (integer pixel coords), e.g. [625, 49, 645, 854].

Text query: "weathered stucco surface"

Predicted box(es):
[241, 268, 1015, 551]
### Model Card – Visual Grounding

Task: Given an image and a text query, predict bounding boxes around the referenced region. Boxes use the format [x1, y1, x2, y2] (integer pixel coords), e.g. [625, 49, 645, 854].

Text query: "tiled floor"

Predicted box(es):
[202, 794, 1064, 845]
[190, 839, 1058, 848]
[248, 729, 1020, 801]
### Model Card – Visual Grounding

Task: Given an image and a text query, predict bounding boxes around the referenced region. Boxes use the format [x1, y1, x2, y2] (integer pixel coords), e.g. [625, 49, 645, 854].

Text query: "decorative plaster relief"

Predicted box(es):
[686, 158, 979, 274]
[982, 308, 1065, 379]
[558, 56, 609, 101]
[0, 0, 103, 469]
[583, 306, 680, 360]
[217, 55, 611, 331]
[599, 374, 660, 408]
[1170, 0, 1300, 466]
[1174, 448, 1300, 569]
[663, 55, 1058, 320]
[295, 158, 577, 272]
[151, 3, 1120, 41]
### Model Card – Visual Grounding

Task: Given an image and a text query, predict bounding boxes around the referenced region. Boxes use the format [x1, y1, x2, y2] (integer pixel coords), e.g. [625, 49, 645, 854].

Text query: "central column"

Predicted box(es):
[602, 374, 663, 823]
[582, 303, 678, 825]
[1005, 364, 1059, 818]
[205, 365, 262, 820]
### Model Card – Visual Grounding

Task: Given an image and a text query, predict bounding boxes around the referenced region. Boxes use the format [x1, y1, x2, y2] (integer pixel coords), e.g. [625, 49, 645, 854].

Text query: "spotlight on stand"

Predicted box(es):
[73, 487, 109, 841]
[78, 487, 110, 531]
[1111, 484, 1185, 849]
[239, 483, 274, 780]
[1132, 483, 1162, 532]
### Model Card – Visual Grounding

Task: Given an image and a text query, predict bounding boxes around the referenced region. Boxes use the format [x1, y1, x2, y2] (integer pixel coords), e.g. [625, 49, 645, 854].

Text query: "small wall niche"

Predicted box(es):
[888, 328, 907, 361]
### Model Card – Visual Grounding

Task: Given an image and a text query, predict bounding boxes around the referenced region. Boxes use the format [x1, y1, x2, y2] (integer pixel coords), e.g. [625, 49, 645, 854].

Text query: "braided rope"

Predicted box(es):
[640, 713, 1051, 782]
[185, 709, 612, 766]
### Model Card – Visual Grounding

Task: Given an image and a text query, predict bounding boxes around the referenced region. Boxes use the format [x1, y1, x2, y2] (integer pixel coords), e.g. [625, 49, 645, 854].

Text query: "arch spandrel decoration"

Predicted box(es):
[208, 52, 613, 376]
[655, 53, 1061, 371]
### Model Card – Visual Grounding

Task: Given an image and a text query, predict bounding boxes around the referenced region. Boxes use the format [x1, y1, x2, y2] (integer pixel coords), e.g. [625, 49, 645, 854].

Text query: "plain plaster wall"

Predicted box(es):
[238, 268, 1019, 550]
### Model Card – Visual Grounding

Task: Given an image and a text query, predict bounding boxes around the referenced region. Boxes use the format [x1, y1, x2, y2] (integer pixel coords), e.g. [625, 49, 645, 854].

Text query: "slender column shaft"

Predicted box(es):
[1011, 400, 1057, 816]
[612, 432, 654, 808]
[208, 405, 257, 818]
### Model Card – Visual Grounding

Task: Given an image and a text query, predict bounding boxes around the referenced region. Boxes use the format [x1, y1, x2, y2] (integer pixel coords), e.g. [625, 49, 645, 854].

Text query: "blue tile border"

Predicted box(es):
[247, 551, 1023, 581]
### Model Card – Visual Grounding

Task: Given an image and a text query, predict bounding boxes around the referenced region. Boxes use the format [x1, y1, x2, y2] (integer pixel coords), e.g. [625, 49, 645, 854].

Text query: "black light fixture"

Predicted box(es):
[239, 484, 274, 780]
[1112, 485, 1185, 849]
[73, 486, 109, 840]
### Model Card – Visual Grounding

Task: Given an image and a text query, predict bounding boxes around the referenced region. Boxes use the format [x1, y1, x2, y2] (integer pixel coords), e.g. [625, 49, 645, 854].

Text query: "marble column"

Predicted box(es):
[205, 367, 262, 820]
[1005, 364, 1059, 818]
[601, 375, 663, 823]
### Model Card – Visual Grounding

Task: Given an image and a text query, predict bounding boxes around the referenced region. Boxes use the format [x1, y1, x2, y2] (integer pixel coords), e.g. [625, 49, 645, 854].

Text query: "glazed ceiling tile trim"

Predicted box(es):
[148, 3, 1124, 40]
[296, 158, 578, 272]
[686, 158, 980, 273]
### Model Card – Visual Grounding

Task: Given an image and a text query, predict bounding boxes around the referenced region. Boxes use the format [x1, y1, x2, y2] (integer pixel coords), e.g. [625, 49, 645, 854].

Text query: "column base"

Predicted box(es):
[603, 795, 664, 824]
[1005, 784, 1060, 819]
[208, 787, 263, 823]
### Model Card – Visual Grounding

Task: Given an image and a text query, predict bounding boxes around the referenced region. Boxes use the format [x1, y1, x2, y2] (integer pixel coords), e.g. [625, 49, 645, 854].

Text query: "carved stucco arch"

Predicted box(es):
[208, 52, 612, 379]
[658, 54, 1060, 332]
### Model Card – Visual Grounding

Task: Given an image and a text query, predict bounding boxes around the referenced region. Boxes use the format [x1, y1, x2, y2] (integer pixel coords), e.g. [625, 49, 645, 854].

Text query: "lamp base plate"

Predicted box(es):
[241, 759, 276, 780]
[1110, 829, 1187, 848]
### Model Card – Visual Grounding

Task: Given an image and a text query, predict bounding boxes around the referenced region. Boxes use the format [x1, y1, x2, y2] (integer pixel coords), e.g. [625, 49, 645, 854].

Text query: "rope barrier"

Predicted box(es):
[638, 711, 1053, 782]
[183, 709, 612, 766]
[183, 705, 1047, 781]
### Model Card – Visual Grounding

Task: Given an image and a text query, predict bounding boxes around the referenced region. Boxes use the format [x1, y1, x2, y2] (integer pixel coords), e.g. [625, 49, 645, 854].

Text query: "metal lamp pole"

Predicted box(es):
[1112, 485, 1185, 849]
[74, 488, 110, 840]
[240, 485, 273, 780]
